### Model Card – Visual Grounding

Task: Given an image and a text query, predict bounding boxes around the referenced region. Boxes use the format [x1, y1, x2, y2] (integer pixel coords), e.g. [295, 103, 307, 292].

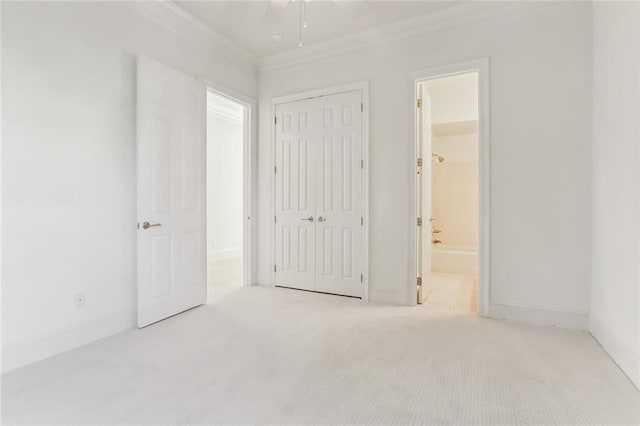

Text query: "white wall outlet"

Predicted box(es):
[74, 292, 86, 309]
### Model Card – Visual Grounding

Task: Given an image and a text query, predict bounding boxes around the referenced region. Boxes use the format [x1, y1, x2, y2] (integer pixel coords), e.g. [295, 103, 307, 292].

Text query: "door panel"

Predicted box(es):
[137, 56, 206, 327]
[274, 91, 364, 297]
[315, 91, 363, 297]
[274, 100, 316, 290]
[417, 84, 433, 303]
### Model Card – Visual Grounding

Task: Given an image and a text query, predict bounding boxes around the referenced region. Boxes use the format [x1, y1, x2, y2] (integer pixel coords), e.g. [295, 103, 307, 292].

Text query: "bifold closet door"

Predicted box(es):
[274, 98, 317, 291]
[314, 91, 363, 297]
[274, 90, 363, 298]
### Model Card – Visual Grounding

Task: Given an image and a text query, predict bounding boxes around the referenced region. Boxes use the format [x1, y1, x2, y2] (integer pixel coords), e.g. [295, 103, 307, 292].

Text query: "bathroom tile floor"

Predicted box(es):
[422, 272, 477, 313]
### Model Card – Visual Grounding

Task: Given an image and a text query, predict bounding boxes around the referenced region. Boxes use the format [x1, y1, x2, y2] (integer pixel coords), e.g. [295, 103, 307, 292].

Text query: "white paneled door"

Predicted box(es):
[137, 56, 206, 327]
[417, 86, 433, 304]
[275, 90, 364, 298]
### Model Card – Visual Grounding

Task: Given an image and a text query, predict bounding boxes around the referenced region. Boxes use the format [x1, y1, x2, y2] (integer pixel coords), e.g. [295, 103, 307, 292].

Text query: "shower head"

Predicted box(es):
[432, 153, 445, 163]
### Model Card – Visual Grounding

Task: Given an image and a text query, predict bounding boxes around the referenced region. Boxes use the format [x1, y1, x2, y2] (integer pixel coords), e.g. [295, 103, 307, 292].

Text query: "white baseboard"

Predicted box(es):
[368, 288, 408, 305]
[207, 247, 242, 262]
[2, 310, 135, 374]
[590, 314, 640, 390]
[489, 302, 589, 331]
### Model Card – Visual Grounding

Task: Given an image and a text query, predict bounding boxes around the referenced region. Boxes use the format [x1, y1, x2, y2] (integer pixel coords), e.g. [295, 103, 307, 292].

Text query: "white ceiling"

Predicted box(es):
[175, 1, 458, 57]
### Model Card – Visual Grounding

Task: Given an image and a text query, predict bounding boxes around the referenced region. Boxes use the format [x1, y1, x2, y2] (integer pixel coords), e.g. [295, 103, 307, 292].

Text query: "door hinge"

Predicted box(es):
[274, 116, 277, 125]
[361, 217, 364, 226]
[361, 102, 363, 112]
[274, 215, 277, 223]
[274, 265, 277, 273]
[417, 158, 423, 167]
[417, 276, 422, 286]
[361, 159, 364, 169]
[417, 99, 422, 108]
[274, 165, 277, 174]
[360, 273, 363, 283]
[417, 217, 422, 227]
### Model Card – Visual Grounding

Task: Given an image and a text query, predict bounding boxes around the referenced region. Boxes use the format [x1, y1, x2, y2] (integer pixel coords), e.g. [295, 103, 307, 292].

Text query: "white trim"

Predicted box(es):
[260, 2, 541, 73]
[490, 303, 589, 331]
[2, 311, 134, 373]
[126, 1, 256, 67]
[590, 314, 640, 389]
[0, 1, 4, 376]
[200, 77, 257, 287]
[409, 58, 490, 316]
[207, 103, 243, 125]
[637, 28, 640, 394]
[270, 81, 370, 300]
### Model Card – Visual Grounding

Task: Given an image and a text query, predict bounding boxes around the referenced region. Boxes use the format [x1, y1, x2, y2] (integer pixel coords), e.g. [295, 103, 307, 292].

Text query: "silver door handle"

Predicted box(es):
[301, 216, 314, 222]
[318, 216, 327, 222]
[142, 221, 162, 230]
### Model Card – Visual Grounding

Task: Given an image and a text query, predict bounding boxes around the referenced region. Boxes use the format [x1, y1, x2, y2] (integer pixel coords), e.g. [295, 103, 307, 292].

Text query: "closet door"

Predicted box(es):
[314, 91, 364, 298]
[274, 91, 364, 298]
[274, 99, 317, 291]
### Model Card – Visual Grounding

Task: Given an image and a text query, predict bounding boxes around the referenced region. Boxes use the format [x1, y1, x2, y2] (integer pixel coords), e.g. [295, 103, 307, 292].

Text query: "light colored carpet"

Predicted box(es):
[2, 286, 639, 424]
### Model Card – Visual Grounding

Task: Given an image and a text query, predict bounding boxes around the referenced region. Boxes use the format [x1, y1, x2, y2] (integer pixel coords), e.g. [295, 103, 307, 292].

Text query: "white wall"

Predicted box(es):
[590, 2, 640, 389]
[1, 1, 257, 372]
[207, 97, 244, 261]
[258, 2, 593, 328]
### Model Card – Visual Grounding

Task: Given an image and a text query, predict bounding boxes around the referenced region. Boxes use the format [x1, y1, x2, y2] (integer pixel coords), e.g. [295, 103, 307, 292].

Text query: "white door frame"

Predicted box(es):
[408, 58, 490, 316]
[199, 77, 256, 287]
[271, 81, 370, 300]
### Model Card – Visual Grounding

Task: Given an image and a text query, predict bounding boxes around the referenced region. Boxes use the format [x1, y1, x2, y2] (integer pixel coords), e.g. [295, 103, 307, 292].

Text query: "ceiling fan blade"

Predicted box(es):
[262, 0, 290, 25]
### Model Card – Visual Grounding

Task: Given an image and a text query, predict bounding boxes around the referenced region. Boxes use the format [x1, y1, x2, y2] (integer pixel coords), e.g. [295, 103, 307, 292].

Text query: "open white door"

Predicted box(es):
[137, 56, 206, 327]
[417, 85, 433, 304]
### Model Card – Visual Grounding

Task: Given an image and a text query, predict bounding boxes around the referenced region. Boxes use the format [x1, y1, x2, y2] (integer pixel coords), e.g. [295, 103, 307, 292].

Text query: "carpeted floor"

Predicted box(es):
[2, 286, 639, 424]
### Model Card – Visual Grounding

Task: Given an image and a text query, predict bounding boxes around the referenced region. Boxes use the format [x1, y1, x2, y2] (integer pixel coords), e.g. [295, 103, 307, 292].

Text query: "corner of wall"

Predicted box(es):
[590, 314, 640, 389]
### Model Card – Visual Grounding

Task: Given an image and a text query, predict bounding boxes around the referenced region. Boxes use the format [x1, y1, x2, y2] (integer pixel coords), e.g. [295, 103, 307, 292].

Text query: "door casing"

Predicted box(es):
[201, 80, 256, 288]
[271, 81, 370, 300]
[409, 58, 491, 315]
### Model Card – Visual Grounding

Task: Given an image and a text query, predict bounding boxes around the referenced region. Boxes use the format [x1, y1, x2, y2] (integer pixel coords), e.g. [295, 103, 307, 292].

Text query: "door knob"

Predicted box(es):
[318, 216, 327, 222]
[301, 216, 314, 222]
[142, 221, 162, 230]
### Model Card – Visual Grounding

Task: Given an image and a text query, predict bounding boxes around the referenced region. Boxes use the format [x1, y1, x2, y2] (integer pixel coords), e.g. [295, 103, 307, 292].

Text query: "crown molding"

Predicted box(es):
[126, 0, 257, 67]
[259, 2, 544, 73]
[207, 103, 243, 124]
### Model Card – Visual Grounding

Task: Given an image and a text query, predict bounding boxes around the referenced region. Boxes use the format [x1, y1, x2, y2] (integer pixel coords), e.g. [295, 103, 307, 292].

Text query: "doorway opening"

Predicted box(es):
[414, 65, 487, 315]
[206, 90, 248, 301]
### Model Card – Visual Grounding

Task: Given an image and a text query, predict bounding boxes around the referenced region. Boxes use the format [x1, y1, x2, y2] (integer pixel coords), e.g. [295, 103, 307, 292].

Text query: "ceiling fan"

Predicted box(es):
[261, 0, 297, 26]
[262, 0, 366, 47]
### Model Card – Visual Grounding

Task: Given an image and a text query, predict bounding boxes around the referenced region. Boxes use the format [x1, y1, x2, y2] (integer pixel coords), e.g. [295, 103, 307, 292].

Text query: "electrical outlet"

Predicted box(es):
[74, 292, 86, 309]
